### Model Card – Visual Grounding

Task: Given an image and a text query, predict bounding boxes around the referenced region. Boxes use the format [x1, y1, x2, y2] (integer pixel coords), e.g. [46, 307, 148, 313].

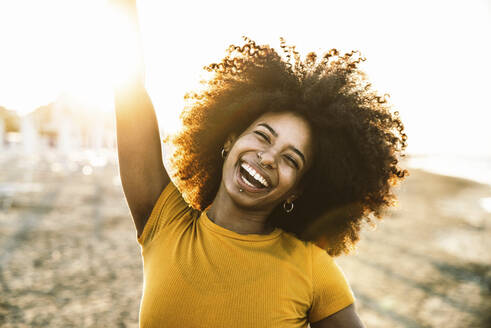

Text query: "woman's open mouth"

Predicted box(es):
[236, 161, 271, 193]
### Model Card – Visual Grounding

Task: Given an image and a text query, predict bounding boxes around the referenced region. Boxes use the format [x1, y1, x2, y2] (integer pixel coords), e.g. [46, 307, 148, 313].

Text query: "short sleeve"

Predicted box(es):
[137, 181, 194, 248]
[308, 243, 355, 323]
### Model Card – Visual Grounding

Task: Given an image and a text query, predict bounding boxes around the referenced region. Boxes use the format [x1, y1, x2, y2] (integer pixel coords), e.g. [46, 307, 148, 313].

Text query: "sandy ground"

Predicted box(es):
[0, 150, 490, 327]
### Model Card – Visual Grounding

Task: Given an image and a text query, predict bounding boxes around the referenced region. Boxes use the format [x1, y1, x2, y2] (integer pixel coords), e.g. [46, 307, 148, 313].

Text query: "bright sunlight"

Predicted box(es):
[0, 0, 140, 115]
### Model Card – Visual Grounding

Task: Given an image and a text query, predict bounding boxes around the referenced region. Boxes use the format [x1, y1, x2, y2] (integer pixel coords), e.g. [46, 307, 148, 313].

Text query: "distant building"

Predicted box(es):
[0, 106, 21, 146]
[1, 94, 116, 152]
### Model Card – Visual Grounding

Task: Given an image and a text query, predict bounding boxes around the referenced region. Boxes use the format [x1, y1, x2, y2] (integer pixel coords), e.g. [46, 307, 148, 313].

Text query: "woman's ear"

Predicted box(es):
[223, 133, 237, 152]
[286, 183, 307, 204]
[286, 194, 297, 204]
[290, 183, 306, 202]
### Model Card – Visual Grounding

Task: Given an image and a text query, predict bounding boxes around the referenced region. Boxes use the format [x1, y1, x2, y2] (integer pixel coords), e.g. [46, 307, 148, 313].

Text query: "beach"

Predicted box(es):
[0, 152, 490, 327]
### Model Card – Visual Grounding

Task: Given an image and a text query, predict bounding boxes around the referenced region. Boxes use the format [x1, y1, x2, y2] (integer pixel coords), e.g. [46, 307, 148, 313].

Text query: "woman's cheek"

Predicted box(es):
[280, 168, 298, 189]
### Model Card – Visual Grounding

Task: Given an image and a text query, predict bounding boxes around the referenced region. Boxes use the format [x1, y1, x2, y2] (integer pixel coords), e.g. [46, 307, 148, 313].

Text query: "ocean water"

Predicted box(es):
[406, 154, 491, 214]
[406, 154, 491, 186]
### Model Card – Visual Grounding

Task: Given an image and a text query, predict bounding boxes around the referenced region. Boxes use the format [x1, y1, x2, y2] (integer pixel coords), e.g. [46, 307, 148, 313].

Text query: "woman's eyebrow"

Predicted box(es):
[257, 122, 306, 165]
[289, 147, 306, 165]
[257, 123, 278, 137]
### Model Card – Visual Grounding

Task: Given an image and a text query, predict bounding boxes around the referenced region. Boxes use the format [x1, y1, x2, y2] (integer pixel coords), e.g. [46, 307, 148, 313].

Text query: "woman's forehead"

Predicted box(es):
[248, 111, 313, 157]
[250, 112, 311, 134]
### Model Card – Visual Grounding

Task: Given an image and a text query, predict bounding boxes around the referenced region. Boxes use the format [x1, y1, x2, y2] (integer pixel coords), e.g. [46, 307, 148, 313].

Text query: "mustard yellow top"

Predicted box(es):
[137, 182, 355, 327]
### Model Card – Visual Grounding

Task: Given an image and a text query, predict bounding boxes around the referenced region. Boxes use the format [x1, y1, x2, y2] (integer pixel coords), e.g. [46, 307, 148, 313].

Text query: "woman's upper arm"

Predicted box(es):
[310, 304, 365, 328]
[118, 156, 170, 239]
[115, 86, 171, 238]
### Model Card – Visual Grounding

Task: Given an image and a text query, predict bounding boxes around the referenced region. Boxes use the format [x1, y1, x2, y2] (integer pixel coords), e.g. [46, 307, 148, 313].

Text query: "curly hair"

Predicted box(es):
[165, 37, 408, 256]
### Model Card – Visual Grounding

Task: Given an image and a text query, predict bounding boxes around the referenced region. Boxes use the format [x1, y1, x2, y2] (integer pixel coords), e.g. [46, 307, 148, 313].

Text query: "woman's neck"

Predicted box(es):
[206, 188, 274, 235]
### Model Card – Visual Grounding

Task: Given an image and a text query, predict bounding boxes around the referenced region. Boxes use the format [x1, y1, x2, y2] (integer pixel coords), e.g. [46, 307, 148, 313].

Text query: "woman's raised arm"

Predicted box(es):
[112, 0, 170, 237]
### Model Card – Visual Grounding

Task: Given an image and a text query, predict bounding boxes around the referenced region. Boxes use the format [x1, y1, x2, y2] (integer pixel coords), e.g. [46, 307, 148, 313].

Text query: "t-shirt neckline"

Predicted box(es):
[200, 211, 282, 241]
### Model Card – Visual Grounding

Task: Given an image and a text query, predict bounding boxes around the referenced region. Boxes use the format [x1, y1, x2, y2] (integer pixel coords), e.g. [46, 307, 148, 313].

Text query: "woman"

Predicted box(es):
[114, 1, 407, 327]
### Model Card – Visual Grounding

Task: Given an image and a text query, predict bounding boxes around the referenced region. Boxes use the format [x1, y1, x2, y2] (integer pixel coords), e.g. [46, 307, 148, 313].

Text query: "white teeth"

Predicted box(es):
[240, 162, 269, 187]
[241, 175, 255, 188]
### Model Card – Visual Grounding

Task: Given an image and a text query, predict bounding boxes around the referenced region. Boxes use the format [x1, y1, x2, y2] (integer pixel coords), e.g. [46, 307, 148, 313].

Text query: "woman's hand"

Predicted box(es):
[108, 0, 145, 88]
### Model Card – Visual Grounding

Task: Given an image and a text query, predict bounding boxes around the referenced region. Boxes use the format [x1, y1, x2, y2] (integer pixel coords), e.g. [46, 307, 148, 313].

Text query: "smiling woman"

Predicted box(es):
[113, 1, 406, 327]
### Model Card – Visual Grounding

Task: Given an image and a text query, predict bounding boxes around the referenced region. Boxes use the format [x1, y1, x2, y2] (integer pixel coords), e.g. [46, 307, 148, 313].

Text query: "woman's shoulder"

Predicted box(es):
[138, 180, 197, 247]
[277, 231, 341, 272]
[279, 230, 318, 248]
[276, 230, 319, 261]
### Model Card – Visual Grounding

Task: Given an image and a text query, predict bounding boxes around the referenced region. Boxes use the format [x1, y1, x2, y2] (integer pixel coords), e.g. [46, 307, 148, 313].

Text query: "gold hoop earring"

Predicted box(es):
[283, 201, 294, 213]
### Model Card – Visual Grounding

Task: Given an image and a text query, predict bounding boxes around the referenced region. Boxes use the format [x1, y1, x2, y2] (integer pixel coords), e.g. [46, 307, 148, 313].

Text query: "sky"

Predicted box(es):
[0, 0, 490, 157]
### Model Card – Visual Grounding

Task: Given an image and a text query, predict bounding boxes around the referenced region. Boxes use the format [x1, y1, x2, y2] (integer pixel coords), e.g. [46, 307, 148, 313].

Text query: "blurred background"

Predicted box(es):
[0, 0, 490, 327]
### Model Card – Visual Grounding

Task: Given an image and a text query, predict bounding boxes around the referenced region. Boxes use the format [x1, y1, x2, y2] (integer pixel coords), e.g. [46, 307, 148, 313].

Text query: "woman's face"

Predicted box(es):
[221, 111, 313, 212]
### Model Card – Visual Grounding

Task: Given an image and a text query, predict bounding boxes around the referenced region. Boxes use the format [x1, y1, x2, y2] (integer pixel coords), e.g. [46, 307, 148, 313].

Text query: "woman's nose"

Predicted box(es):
[257, 150, 277, 169]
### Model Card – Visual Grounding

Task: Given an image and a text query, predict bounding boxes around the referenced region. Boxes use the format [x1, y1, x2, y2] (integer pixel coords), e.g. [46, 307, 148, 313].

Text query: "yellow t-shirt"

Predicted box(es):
[137, 182, 355, 327]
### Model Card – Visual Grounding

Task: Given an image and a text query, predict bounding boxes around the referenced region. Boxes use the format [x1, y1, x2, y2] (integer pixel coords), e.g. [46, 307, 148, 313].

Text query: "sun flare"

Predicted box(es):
[0, 0, 142, 115]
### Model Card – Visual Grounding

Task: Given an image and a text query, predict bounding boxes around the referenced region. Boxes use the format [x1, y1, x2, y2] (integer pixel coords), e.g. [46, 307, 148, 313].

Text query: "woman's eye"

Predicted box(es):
[254, 131, 270, 143]
[284, 155, 299, 169]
